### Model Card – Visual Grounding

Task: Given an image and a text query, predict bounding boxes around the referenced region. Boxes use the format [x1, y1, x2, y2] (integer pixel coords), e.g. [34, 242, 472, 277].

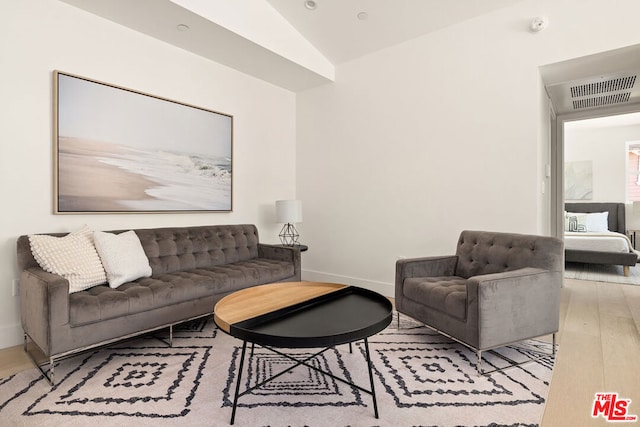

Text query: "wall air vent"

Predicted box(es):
[572, 92, 631, 110]
[544, 69, 640, 115]
[570, 75, 636, 98]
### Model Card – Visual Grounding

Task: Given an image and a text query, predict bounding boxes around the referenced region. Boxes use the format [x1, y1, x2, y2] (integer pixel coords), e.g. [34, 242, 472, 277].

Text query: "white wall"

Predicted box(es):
[296, 0, 640, 295]
[565, 125, 640, 201]
[0, 0, 297, 348]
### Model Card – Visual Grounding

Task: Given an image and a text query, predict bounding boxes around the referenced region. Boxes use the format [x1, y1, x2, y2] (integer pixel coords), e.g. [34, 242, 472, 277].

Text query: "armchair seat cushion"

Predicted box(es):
[403, 276, 467, 321]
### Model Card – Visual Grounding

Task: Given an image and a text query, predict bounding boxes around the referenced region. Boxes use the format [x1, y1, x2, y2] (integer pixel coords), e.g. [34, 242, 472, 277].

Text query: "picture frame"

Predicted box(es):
[565, 160, 593, 200]
[53, 70, 233, 214]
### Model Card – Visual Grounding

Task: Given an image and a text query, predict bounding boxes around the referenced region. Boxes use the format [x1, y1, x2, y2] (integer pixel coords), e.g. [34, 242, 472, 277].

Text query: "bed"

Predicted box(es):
[564, 202, 639, 276]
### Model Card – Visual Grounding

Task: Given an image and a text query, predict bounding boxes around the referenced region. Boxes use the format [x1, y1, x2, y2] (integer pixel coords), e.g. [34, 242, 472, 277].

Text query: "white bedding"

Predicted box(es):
[564, 231, 636, 254]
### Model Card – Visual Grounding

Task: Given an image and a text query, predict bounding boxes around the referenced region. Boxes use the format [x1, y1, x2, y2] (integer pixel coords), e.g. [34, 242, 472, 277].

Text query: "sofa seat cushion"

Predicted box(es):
[69, 258, 294, 326]
[403, 276, 468, 321]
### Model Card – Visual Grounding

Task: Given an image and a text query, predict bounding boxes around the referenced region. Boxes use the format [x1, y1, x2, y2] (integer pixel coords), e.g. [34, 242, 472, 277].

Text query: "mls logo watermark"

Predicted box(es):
[592, 393, 638, 422]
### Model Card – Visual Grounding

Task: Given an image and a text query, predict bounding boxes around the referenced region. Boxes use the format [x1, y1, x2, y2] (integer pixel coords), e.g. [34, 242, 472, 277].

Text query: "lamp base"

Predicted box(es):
[279, 223, 299, 246]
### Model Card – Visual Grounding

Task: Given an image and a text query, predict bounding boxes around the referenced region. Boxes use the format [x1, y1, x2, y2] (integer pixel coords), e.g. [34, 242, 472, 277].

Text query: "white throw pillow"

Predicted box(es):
[565, 211, 609, 232]
[565, 214, 587, 232]
[29, 225, 107, 293]
[93, 230, 152, 288]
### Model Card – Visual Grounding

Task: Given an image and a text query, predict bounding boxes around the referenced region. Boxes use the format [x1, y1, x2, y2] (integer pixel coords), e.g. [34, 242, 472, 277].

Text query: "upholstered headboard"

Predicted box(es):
[564, 202, 626, 234]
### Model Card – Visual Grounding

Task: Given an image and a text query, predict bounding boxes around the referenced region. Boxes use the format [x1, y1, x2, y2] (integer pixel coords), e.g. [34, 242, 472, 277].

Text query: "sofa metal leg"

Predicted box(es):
[477, 350, 483, 376]
[154, 324, 174, 347]
[24, 333, 55, 386]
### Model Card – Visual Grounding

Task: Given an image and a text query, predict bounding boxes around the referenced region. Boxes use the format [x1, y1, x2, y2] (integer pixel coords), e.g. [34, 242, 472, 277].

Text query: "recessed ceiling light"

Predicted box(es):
[304, 0, 317, 10]
[176, 24, 190, 31]
[357, 11, 368, 21]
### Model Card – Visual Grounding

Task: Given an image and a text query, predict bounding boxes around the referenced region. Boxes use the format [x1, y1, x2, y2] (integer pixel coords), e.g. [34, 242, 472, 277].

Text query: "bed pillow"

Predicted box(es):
[586, 211, 609, 232]
[28, 225, 107, 293]
[93, 230, 152, 288]
[566, 211, 609, 232]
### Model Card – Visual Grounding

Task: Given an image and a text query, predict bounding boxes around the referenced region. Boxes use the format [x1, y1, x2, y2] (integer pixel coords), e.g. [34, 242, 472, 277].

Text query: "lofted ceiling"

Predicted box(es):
[265, 0, 521, 65]
[57, 0, 640, 104]
[58, 0, 522, 91]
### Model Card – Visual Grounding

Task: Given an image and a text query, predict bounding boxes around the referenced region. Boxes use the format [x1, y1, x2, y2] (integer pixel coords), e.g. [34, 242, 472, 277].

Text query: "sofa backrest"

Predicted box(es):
[455, 230, 563, 279]
[135, 224, 260, 275]
[17, 224, 260, 276]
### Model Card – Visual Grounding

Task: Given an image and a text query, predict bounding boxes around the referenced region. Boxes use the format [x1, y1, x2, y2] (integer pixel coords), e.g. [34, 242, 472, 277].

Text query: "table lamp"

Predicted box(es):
[276, 200, 302, 246]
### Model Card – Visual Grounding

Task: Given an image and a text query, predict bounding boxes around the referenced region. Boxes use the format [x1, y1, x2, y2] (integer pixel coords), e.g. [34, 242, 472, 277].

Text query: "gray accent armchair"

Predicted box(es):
[395, 230, 563, 374]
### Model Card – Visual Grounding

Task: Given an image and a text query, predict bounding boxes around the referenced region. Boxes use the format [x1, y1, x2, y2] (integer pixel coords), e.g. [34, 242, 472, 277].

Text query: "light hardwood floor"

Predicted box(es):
[541, 279, 640, 426]
[0, 278, 638, 425]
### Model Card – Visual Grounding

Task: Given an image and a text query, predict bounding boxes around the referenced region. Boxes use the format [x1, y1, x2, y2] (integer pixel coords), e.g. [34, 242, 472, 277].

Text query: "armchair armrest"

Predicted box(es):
[20, 267, 71, 356]
[466, 267, 562, 350]
[396, 255, 458, 281]
[395, 255, 458, 309]
[258, 243, 302, 281]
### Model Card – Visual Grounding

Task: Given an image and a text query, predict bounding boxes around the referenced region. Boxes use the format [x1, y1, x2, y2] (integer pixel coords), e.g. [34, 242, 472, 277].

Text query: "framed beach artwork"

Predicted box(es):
[53, 71, 233, 213]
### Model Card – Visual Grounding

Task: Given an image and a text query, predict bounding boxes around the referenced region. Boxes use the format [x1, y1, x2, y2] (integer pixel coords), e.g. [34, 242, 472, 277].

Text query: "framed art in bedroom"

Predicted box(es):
[53, 70, 233, 214]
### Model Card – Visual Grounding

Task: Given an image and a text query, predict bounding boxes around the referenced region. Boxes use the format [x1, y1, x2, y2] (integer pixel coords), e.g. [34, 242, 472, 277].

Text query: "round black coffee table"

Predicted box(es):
[214, 281, 393, 425]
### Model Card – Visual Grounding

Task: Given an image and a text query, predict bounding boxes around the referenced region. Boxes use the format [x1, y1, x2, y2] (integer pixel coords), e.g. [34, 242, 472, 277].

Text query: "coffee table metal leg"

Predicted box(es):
[230, 340, 380, 423]
[230, 340, 247, 425]
[364, 338, 379, 418]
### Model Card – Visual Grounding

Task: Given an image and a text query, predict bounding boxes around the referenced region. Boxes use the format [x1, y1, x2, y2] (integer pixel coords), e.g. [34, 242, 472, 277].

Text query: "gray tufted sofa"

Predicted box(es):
[17, 224, 301, 384]
[395, 230, 563, 374]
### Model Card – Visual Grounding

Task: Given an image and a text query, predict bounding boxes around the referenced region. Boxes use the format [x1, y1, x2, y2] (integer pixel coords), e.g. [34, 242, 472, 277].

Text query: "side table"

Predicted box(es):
[275, 243, 308, 252]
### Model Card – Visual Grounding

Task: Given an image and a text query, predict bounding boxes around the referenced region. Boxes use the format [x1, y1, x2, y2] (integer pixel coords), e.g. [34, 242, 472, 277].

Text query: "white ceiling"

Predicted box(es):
[58, 0, 523, 91]
[56, 0, 640, 106]
[265, 0, 521, 65]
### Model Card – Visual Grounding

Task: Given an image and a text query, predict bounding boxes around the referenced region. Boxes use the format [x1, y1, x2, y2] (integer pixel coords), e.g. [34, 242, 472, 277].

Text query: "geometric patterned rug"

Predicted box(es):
[0, 314, 555, 426]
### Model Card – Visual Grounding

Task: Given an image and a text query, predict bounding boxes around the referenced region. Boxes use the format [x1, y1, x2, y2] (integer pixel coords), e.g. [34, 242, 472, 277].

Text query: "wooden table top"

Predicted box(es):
[213, 281, 347, 334]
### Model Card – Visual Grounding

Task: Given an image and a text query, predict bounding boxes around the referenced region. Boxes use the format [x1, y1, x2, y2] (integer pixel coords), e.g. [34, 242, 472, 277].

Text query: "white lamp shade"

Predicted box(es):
[276, 200, 303, 223]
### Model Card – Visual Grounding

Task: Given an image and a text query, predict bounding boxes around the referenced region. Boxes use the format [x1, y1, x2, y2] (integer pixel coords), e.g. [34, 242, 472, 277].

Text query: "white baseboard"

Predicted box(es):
[301, 269, 394, 298]
[0, 323, 23, 350]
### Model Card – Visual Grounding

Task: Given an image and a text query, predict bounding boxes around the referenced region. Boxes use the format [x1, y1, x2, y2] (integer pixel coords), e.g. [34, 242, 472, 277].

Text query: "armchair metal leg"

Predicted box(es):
[477, 333, 557, 376]
[403, 317, 557, 376]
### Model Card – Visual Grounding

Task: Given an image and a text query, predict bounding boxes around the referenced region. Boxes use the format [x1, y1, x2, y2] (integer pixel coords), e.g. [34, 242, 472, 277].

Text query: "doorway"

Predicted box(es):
[551, 106, 640, 238]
